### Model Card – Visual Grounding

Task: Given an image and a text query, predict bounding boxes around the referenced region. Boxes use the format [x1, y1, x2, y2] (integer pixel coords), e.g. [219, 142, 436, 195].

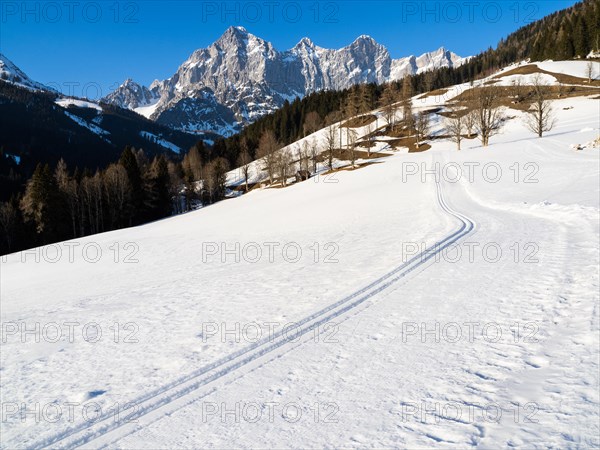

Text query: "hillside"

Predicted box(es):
[1, 60, 598, 448]
[218, 0, 599, 158]
[0, 80, 211, 171]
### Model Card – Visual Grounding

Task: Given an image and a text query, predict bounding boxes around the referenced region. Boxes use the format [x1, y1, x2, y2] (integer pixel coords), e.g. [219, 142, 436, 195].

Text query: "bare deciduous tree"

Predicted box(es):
[464, 109, 477, 138]
[474, 87, 504, 147]
[205, 157, 230, 202]
[587, 61, 595, 84]
[364, 120, 375, 158]
[183, 145, 203, 181]
[324, 124, 338, 170]
[257, 130, 281, 185]
[277, 150, 293, 186]
[81, 171, 104, 234]
[237, 137, 252, 192]
[309, 137, 318, 173]
[401, 76, 413, 123]
[380, 83, 399, 129]
[104, 164, 131, 228]
[299, 141, 311, 174]
[303, 111, 321, 136]
[445, 108, 466, 150]
[347, 129, 358, 167]
[414, 111, 431, 147]
[167, 161, 184, 214]
[511, 78, 525, 104]
[524, 74, 556, 138]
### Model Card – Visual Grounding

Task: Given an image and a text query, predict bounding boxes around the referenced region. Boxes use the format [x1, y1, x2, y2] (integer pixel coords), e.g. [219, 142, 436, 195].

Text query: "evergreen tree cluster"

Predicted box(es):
[0, 148, 174, 254]
[0, 142, 235, 255]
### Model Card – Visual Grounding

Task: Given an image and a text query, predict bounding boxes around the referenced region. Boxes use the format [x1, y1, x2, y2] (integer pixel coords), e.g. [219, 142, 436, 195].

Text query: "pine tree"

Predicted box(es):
[55, 158, 80, 238]
[119, 146, 143, 224]
[145, 156, 171, 220]
[0, 197, 19, 253]
[20, 164, 63, 242]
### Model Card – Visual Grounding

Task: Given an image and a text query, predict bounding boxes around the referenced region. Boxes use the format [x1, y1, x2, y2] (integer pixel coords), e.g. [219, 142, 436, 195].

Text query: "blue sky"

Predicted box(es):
[1, 1, 578, 98]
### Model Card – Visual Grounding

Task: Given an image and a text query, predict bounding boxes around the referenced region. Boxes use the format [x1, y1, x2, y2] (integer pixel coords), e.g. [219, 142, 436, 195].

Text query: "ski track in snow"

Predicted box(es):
[1, 61, 598, 449]
[32, 177, 475, 449]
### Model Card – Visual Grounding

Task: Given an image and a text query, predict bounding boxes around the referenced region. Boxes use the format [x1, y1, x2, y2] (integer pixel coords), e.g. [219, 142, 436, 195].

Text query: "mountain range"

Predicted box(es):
[0, 53, 206, 176]
[102, 26, 467, 136]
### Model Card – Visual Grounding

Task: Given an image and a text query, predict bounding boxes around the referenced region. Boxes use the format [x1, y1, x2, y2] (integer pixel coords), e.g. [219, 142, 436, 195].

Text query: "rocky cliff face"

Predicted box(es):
[104, 27, 467, 136]
[103, 78, 160, 110]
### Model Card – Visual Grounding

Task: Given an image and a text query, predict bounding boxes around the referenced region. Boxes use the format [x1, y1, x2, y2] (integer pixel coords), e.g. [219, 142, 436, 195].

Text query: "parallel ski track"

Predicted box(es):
[34, 179, 475, 449]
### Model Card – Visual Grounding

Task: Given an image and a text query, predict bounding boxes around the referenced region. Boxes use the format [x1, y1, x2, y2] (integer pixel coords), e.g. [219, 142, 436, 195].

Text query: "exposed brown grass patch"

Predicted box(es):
[452, 85, 600, 112]
[418, 88, 449, 99]
[408, 142, 432, 153]
[494, 64, 600, 87]
[340, 114, 377, 128]
[338, 147, 391, 159]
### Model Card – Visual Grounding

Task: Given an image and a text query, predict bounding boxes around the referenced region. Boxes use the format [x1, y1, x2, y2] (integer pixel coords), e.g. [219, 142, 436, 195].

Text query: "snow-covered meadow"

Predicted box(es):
[1, 61, 598, 448]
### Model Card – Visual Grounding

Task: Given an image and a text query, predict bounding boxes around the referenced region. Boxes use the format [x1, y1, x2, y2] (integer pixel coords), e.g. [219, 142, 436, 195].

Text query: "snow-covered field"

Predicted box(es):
[55, 98, 104, 111]
[1, 62, 598, 448]
[139, 131, 182, 153]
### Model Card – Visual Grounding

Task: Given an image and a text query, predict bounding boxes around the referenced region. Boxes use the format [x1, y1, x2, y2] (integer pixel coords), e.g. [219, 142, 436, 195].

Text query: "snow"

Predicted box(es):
[63, 111, 110, 141]
[139, 131, 182, 153]
[56, 98, 103, 111]
[134, 100, 160, 119]
[0, 53, 56, 92]
[1, 62, 599, 449]
[4, 153, 20, 164]
[537, 60, 599, 79]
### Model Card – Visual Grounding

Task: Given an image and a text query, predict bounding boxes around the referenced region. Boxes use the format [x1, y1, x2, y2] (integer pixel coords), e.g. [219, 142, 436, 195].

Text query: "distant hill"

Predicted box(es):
[0, 80, 214, 199]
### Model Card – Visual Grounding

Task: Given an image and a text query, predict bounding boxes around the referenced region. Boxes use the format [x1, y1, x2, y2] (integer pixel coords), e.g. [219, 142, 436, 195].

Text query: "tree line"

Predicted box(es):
[0, 144, 232, 255]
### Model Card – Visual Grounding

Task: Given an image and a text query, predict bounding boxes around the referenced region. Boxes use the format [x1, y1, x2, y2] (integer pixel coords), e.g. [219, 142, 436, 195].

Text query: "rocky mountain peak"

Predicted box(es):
[102, 28, 467, 137]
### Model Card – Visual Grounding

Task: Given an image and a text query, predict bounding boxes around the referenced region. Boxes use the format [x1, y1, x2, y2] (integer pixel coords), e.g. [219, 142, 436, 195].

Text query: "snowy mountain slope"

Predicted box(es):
[0, 78, 206, 171]
[1, 61, 598, 448]
[0, 53, 56, 92]
[103, 27, 467, 136]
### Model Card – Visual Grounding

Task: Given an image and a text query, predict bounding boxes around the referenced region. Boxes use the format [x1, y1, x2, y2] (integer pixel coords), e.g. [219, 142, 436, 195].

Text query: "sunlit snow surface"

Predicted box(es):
[1, 61, 598, 449]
